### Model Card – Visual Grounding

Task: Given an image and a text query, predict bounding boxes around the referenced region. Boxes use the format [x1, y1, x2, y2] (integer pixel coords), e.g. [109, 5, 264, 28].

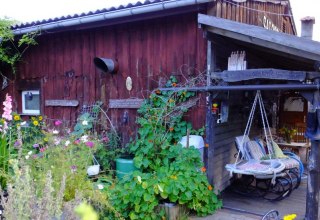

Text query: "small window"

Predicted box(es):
[22, 90, 40, 115]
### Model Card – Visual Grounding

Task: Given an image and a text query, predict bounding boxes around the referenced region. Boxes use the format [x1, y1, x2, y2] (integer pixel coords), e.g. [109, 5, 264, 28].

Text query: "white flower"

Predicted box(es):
[21, 121, 27, 126]
[82, 120, 88, 126]
[28, 151, 33, 155]
[137, 176, 142, 184]
[97, 184, 104, 190]
[65, 140, 70, 146]
[25, 155, 30, 160]
[54, 138, 61, 145]
[52, 130, 59, 134]
[80, 135, 88, 142]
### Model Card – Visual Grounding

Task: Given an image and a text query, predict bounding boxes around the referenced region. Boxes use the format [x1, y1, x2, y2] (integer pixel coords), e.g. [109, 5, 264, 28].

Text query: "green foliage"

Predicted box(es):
[111, 172, 165, 220]
[95, 130, 123, 172]
[0, 18, 37, 73]
[109, 76, 222, 218]
[72, 113, 95, 137]
[27, 135, 99, 201]
[0, 135, 8, 188]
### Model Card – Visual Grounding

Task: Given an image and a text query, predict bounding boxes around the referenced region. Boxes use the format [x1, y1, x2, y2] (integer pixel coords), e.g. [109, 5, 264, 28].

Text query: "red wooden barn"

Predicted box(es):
[1, 0, 301, 191]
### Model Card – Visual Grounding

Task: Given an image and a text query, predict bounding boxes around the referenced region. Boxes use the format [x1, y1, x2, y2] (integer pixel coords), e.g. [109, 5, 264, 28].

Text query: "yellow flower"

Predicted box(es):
[33, 120, 39, 126]
[170, 175, 177, 180]
[31, 116, 36, 121]
[283, 214, 297, 220]
[43, 137, 48, 142]
[13, 115, 20, 121]
[38, 116, 43, 121]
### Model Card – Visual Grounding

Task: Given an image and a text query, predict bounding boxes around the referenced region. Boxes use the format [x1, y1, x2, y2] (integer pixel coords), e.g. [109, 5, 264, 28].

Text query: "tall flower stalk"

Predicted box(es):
[0, 94, 12, 188]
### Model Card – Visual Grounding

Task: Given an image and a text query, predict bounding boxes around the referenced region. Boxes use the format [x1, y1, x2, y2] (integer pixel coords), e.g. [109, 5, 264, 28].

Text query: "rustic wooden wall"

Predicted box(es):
[12, 12, 207, 144]
[209, 0, 295, 34]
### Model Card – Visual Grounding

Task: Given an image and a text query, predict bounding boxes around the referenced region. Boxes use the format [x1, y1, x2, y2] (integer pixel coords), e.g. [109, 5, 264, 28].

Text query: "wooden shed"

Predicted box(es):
[2, 0, 299, 191]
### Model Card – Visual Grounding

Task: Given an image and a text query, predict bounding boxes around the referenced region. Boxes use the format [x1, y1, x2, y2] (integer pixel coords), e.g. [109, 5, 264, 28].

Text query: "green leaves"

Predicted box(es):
[112, 77, 221, 218]
[0, 18, 38, 74]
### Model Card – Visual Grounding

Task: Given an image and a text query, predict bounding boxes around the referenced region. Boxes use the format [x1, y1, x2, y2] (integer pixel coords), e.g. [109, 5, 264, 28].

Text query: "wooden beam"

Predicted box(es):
[198, 14, 320, 62]
[45, 100, 79, 107]
[159, 83, 320, 92]
[211, 69, 319, 82]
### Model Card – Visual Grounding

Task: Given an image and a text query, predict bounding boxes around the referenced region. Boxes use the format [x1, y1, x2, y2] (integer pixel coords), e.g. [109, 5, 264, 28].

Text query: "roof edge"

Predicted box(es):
[13, 0, 211, 35]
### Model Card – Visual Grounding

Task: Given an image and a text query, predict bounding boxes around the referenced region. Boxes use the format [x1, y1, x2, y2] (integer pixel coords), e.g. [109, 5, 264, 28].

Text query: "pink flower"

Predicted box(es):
[2, 94, 12, 121]
[40, 147, 46, 152]
[85, 141, 94, 148]
[54, 120, 62, 126]
[74, 139, 80, 145]
[102, 136, 109, 143]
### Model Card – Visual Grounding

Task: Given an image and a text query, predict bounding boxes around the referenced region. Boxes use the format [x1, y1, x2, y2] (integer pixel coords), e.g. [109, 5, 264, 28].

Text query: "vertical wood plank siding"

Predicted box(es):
[4, 1, 295, 192]
[14, 12, 207, 139]
[212, 1, 295, 35]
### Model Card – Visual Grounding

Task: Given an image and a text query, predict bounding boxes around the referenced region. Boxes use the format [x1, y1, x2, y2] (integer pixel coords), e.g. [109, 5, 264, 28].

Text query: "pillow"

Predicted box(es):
[271, 141, 288, 159]
[246, 141, 265, 160]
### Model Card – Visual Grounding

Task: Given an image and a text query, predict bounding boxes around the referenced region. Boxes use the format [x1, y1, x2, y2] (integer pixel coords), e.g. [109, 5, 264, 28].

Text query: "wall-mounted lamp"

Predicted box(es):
[27, 92, 33, 100]
[93, 57, 119, 74]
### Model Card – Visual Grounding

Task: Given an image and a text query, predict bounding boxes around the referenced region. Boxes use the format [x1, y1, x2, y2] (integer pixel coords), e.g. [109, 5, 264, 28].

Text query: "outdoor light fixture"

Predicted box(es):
[93, 57, 119, 74]
[27, 91, 33, 100]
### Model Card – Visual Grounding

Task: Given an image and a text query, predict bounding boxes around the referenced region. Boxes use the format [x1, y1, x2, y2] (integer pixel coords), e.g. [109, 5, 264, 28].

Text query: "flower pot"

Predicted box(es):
[115, 157, 137, 180]
[158, 203, 185, 220]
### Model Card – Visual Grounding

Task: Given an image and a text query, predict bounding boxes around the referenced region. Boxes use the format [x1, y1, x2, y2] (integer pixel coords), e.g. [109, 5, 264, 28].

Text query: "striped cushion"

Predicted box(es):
[246, 141, 265, 160]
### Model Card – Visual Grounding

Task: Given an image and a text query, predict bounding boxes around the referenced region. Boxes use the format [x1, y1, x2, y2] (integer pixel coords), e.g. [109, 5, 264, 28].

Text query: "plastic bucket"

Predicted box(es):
[115, 158, 137, 180]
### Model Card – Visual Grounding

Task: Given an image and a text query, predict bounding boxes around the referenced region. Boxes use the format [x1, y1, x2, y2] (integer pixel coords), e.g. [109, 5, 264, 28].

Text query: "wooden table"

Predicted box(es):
[277, 142, 310, 164]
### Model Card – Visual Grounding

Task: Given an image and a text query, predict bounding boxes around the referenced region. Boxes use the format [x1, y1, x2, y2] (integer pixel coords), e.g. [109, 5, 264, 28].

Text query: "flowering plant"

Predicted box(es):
[279, 126, 297, 143]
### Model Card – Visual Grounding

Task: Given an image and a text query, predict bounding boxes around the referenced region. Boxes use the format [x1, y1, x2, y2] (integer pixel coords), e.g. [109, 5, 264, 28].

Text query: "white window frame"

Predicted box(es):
[22, 90, 40, 115]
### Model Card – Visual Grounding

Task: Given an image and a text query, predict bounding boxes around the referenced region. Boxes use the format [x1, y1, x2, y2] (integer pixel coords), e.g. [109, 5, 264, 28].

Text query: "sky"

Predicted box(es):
[0, 0, 319, 41]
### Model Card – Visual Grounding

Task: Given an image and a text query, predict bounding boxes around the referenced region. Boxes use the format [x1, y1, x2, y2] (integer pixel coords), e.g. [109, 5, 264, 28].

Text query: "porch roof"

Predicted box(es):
[198, 14, 320, 67]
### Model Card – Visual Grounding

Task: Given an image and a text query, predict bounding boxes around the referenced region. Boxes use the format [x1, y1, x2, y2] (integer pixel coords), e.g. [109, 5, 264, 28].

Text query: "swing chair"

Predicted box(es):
[225, 91, 303, 201]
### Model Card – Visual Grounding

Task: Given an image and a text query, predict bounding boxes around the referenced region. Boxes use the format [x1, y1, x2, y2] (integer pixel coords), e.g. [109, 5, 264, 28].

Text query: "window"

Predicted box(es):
[22, 90, 40, 115]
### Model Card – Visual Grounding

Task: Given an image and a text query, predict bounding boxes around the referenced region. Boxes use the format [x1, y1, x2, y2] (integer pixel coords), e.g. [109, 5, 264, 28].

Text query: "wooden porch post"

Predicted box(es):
[305, 140, 320, 220]
[205, 92, 215, 184]
[305, 87, 320, 220]
[205, 40, 216, 185]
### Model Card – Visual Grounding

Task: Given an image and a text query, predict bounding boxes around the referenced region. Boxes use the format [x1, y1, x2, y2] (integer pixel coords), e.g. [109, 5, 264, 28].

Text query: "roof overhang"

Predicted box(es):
[198, 13, 320, 65]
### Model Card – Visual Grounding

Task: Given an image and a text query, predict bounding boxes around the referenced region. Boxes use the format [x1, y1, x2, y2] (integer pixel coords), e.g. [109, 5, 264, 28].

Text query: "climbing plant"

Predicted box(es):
[0, 18, 37, 74]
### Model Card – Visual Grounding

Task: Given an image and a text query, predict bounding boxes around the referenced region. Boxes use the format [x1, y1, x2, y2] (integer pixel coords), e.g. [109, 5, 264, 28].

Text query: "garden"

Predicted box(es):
[0, 76, 222, 219]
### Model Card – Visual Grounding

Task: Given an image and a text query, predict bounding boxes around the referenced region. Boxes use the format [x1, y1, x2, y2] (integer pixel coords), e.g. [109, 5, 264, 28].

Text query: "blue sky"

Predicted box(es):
[0, 0, 319, 41]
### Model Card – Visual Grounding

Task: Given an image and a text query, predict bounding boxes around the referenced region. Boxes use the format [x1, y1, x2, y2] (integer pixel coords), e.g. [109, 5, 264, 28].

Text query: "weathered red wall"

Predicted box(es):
[12, 12, 207, 143]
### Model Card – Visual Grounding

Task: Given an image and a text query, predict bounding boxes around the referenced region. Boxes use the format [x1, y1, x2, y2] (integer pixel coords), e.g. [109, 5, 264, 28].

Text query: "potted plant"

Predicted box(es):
[279, 126, 297, 143]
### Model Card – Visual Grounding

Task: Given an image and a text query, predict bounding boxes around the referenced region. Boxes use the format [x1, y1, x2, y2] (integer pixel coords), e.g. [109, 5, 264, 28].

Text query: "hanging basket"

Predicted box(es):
[87, 156, 100, 176]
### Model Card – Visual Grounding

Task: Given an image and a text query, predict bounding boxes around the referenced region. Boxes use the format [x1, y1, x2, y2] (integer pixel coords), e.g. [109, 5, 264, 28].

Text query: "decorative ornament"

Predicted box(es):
[126, 76, 132, 91]
[2, 76, 8, 90]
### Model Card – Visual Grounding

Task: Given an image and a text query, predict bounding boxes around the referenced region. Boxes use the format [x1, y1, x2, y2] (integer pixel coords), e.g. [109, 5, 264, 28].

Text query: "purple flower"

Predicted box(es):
[74, 139, 80, 145]
[14, 140, 22, 148]
[85, 141, 94, 148]
[71, 165, 77, 172]
[54, 120, 62, 126]
[33, 143, 39, 148]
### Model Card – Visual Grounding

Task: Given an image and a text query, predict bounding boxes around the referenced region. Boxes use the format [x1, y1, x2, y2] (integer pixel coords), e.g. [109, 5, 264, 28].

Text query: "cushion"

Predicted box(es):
[281, 158, 300, 169]
[246, 141, 265, 160]
[271, 141, 288, 159]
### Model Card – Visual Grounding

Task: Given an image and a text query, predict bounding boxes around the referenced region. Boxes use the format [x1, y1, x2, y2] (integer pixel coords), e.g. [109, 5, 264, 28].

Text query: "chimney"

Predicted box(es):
[301, 16, 315, 40]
